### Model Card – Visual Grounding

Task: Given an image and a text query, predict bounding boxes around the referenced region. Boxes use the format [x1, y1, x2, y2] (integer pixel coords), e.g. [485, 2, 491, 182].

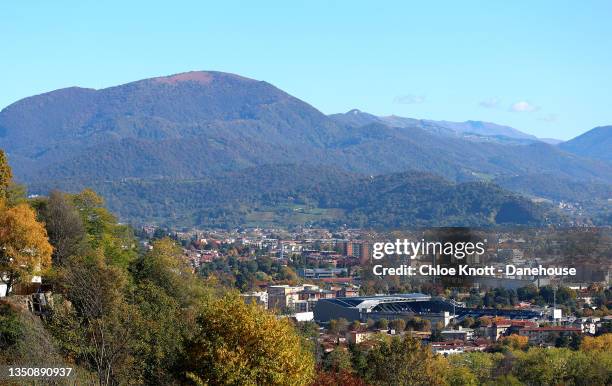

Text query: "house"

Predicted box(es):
[241, 291, 268, 309]
[346, 330, 377, 344]
[479, 319, 512, 341]
[440, 326, 474, 341]
[518, 326, 581, 346]
[430, 341, 487, 356]
[267, 285, 302, 310]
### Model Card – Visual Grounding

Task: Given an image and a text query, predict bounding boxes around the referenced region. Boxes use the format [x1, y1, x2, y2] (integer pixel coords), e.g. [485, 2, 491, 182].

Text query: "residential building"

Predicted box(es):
[519, 326, 582, 346]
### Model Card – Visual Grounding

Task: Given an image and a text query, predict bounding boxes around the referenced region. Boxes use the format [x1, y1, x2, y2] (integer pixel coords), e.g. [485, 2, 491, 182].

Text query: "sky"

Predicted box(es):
[1, 1, 611, 140]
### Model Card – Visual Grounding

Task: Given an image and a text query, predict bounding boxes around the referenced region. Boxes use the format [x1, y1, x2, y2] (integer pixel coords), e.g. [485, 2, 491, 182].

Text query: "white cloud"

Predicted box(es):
[510, 101, 539, 112]
[479, 97, 501, 109]
[394, 94, 426, 104]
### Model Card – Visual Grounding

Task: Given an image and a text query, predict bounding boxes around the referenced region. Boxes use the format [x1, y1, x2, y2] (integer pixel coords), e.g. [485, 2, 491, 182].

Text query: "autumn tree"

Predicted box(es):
[500, 334, 529, 350]
[580, 333, 612, 352]
[0, 200, 53, 294]
[364, 336, 446, 386]
[312, 370, 368, 386]
[0, 149, 11, 198]
[182, 292, 315, 385]
[389, 318, 406, 332]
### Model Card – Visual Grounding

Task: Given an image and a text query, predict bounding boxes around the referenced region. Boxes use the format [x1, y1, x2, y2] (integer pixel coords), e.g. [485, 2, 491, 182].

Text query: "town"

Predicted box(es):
[139, 225, 612, 356]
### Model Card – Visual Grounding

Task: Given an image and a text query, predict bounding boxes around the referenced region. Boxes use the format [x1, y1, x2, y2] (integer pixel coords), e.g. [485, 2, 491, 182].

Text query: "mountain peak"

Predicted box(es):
[149, 70, 256, 86]
[152, 71, 214, 85]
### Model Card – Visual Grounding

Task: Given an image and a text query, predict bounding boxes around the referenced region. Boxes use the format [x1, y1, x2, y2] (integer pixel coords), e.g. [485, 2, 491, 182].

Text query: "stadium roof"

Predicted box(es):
[323, 293, 431, 310]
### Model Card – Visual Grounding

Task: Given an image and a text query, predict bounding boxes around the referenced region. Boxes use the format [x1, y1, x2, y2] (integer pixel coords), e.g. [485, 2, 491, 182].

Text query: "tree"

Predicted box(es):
[580, 334, 612, 352]
[132, 281, 187, 384]
[0, 201, 53, 294]
[182, 292, 315, 385]
[461, 316, 475, 328]
[323, 348, 353, 372]
[40, 190, 87, 265]
[50, 253, 142, 385]
[0, 149, 12, 199]
[366, 318, 376, 329]
[444, 365, 478, 386]
[389, 318, 406, 332]
[329, 318, 349, 335]
[376, 318, 389, 330]
[71, 189, 137, 268]
[447, 351, 500, 384]
[0, 301, 22, 349]
[510, 347, 612, 385]
[364, 336, 446, 386]
[312, 370, 368, 386]
[500, 334, 529, 350]
[131, 238, 201, 307]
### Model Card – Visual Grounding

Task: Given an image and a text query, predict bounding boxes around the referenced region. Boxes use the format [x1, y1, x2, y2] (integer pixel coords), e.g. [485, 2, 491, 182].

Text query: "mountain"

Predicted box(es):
[494, 174, 612, 202]
[329, 110, 541, 143]
[1, 72, 610, 185]
[559, 126, 612, 162]
[328, 109, 382, 128]
[0, 71, 610, 226]
[28, 164, 549, 228]
[0, 71, 348, 180]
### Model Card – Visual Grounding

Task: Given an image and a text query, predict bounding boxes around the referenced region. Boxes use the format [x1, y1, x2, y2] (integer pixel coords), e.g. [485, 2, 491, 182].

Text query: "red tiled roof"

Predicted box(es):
[520, 326, 581, 332]
[319, 278, 353, 283]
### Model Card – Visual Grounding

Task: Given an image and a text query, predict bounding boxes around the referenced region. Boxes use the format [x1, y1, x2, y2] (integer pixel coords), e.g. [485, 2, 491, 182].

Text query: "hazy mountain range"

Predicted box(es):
[0, 71, 610, 227]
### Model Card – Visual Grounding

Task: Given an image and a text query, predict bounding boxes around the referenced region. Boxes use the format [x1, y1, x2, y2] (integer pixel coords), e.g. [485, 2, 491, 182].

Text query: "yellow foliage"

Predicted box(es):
[581, 334, 612, 352]
[501, 334, 529, 350]
[0, 200, 53, 292]
[186, 292, 315, 385]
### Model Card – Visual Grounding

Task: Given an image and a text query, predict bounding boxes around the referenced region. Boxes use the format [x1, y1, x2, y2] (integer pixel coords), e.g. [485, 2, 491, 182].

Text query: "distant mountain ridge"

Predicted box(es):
[559, 126, 612, 162]
[0, 70, 610, 226]
[329, 109, 544, 143]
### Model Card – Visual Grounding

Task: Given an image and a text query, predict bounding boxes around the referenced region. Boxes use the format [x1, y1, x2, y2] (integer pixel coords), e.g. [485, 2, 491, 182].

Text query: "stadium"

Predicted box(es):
[313, 293, 542, 323]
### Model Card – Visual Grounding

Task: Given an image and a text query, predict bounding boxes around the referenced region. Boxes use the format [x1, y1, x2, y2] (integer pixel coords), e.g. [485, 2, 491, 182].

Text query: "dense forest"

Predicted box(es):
[30, 164, 551, 229]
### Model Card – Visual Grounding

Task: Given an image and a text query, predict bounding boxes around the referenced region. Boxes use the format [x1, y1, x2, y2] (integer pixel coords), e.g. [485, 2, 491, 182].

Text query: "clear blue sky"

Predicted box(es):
[1, 1, 611, 140]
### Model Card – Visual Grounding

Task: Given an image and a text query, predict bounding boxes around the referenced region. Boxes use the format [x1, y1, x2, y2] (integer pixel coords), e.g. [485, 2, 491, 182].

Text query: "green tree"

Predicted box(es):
[445, 365, 478, 386]
[323, 348, 353, 373]
[364, 336, 446, 386]
[131, 238, 202, 307]
[40, 190, 87, 265]
[132, 281, 187, 384]
[71, 189, 137, 268]
[376, 318, 389, 330]
[50, 253, 142, 385]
